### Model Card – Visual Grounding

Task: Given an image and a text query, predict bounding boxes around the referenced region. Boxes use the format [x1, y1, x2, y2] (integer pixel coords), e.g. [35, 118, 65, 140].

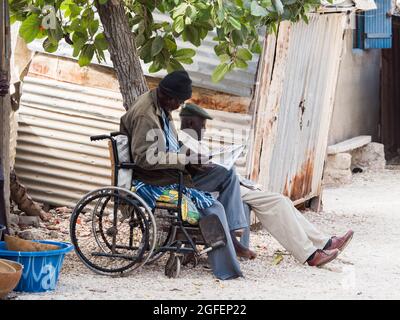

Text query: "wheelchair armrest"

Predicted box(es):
[177, 171, 184, 212]
[119, 162, 138, 169]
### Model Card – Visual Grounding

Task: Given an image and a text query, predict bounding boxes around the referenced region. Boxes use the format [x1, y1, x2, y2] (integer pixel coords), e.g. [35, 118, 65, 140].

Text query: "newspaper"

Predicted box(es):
[178, 130, 244, 170]
[238, 175, 263, 191]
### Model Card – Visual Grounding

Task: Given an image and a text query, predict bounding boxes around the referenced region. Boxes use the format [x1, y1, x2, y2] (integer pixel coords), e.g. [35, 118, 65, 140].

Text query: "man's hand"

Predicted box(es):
[186, 163, 216, 176]
[0, 73, 10, 97]
[185, 148, 211, 165]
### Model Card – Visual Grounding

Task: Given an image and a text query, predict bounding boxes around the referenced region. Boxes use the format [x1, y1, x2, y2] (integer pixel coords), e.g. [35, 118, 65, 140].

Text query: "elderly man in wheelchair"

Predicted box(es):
[70, 70, 244, 280]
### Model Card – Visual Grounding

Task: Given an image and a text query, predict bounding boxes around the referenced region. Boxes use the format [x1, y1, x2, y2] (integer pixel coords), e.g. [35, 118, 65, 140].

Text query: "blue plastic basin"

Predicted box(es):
[0, 240, 73, 293]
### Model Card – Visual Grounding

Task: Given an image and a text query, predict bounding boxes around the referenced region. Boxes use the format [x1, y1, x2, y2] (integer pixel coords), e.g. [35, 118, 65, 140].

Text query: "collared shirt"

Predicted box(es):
[160, 107, 180, 152]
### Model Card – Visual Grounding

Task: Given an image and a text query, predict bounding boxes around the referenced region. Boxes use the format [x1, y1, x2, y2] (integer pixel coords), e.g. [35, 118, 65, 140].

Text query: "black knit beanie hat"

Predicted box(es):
[159, 70, 192, 100]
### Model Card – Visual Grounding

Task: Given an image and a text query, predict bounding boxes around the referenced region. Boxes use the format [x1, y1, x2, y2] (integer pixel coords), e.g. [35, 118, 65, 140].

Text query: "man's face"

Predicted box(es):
[157, 88, 187, 113]
[164, 96, 185, 112]
[180, 116, 206, 140]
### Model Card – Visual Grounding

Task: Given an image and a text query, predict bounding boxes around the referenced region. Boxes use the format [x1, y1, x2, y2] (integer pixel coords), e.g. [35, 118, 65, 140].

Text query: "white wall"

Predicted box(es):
[328, 29, 381, 145]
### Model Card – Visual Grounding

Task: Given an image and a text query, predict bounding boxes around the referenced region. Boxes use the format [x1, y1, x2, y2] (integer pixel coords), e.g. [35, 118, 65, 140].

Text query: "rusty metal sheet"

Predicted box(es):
[253, 13, 348, 204]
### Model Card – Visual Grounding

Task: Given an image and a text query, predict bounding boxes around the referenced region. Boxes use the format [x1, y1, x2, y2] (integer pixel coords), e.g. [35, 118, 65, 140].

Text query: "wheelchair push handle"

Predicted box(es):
[90, 132, 122, 142]
[90, 134, 109, 141]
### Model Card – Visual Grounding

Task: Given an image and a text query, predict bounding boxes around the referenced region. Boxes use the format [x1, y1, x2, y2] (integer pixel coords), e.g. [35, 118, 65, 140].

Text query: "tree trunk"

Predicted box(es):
[10, 169, 51, 221]
[0, 0, 11, 231]
[96, 0, 149, 110]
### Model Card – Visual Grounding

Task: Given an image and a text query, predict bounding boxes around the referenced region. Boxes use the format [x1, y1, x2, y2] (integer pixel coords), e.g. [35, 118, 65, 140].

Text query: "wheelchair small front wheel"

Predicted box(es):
[165, 253, 181, 278]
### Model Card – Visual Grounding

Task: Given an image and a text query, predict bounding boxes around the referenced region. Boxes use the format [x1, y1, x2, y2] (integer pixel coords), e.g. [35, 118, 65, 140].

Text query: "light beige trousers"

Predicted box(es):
[240, 187, 330, 263]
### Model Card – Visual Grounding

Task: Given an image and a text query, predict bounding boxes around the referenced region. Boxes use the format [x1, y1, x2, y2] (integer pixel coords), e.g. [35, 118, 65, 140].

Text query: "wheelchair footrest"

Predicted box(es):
[175, 227, 205, 244]
[199, 214, 227, 249]
[198, 240, 226, 255]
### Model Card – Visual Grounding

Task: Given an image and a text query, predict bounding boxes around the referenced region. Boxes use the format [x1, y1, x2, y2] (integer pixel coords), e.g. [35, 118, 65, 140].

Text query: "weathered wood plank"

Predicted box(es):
[327, 135, 372, 154]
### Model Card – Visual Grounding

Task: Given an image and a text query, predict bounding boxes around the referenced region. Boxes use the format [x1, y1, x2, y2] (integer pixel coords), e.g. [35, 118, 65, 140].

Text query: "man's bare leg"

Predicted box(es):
[230, 230, 257, 260]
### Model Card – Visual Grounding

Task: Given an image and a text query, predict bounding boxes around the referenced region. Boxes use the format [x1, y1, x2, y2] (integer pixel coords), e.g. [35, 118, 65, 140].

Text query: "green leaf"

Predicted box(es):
[250, 40, 262, 54]
[73, 40, 85, 57]
[43, 37, 58, 53]
[183, 26, 200, 46]
[151, 36, 164, 57]
[185, 16, 192, 25]
[250, 0, 268, 17]
[175, 57, 193, 64]
[167, 59, 185, 73]
[62, 2, 81, 19]
[302, 13, 309, 24]
[186, 5, 198, 19]
[214, 43, 228, 56]
[19, 14, 41, 43]
[160, 49, 171, 65]
[173, 48, 196, 59]
[173, 16, 185, 33]
[95, 47, 106, 63]
[78, 44, 95, 67]
[98, 0, 108, 4]
[237, 48, 252, 61]
[195, 2, 208, 10]
[69, 18, 81, 32]
[10, 15, 17, 24]
[273, 252, 284, 265]
[198, 27, 208, 40]
[135, 34, 146, 47]
[219, 54, 230, 63]
[139, 40, 153, 63]
[72, 31, 88, 44]
[89, 20, 99, 37]
[149, 60, 162, 73]
[234, 58, 248, 69]
[212, 63, 229, 83]
[164, 37, 177, 53]
[231, 29, 244, 46]
[228, 16, 241, 30]
[94, 33, 108, 50]
[272, 0, 284, 15]
[172, 3, 188, 19]
[217, 8, 225, 24]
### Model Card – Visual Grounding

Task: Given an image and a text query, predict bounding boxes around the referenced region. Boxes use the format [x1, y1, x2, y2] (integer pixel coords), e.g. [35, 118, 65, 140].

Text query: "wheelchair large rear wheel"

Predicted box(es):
[70, 187, 156, 276]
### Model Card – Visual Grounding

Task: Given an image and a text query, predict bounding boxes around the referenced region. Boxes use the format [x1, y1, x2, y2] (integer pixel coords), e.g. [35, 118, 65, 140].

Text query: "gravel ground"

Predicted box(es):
[13, 168, 400, 300]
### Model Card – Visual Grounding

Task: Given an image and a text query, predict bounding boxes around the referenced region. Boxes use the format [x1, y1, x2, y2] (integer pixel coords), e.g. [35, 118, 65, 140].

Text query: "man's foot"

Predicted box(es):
[230, 230, 257, 260]
[324, 230, 354, 252]
[233, 229, 244, 238]
[307, 249, 339, 267]
[236, 246, 257, 260]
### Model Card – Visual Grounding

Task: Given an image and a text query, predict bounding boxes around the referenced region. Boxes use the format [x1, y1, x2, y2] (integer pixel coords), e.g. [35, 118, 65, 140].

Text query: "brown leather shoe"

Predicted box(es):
[307, 249, 339, 267]
[325, 230, 354, 252]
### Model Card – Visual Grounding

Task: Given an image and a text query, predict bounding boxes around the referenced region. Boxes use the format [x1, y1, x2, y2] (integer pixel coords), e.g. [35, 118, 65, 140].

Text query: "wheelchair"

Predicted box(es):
[70, 132, 226, 278]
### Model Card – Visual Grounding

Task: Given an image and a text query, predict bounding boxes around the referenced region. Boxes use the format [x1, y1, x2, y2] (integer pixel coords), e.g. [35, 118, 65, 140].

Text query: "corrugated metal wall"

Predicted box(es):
[253, 13, 347, 204]
[15, 76, 252, 207]
[27, 19, 259, 98]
